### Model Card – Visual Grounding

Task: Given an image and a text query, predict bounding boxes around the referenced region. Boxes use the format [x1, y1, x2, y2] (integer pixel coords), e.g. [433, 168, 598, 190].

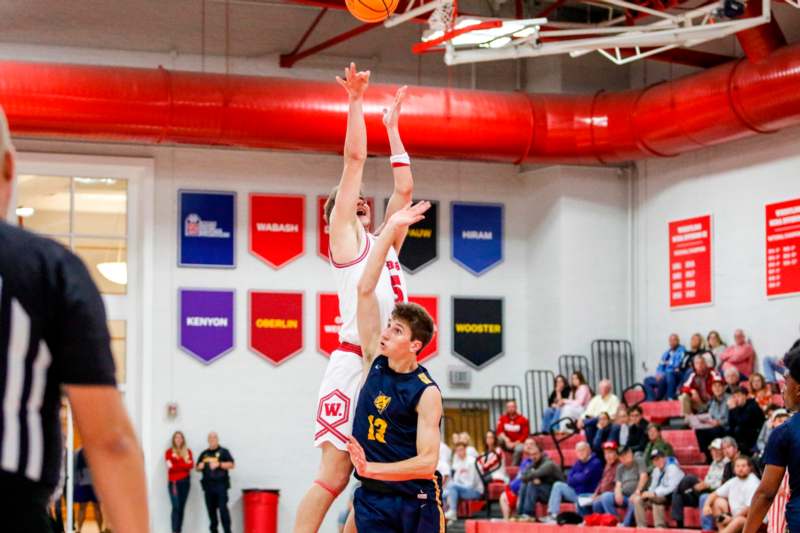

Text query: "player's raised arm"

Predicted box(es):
[356, 201, 430, 363]
[380, 86, 415, 252]
[348, 386, 442, 481]
[330, 63, 370, 263]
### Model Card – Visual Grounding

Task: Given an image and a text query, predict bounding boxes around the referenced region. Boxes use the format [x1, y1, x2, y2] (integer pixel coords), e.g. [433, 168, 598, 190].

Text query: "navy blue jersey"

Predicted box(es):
[353, 355, 440, 497]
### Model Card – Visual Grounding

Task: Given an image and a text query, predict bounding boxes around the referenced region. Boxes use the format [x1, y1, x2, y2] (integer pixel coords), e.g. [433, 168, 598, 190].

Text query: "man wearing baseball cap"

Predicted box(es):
[631, 448, 685, 528]
[673, 438, 729, 529]
[744, 353, 800, 533]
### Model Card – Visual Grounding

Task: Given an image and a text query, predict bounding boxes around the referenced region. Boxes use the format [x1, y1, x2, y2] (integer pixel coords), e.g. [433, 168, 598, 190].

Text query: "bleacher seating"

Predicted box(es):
[640, 400, 681, 424]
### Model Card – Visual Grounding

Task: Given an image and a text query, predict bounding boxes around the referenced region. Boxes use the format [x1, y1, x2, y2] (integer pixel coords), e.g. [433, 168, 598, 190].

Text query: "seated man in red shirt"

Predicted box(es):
[679, 354, 720, 416]
[496, 400, 530, 466]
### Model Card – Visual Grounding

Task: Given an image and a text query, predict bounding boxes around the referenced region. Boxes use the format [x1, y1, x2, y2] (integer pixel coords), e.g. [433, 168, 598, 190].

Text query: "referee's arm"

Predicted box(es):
[67, 385, 148, 533]
[743, 464, 785, 533]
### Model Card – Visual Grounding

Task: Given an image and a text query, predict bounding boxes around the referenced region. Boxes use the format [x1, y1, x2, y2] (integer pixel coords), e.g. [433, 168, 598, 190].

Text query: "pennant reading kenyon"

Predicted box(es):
[250, 194, 305, 269]
[384, 199, 438, 273]
[249, 291, 303, 365]
[451, 202, 503, 276]
[179, 289, 235, 364]
[452, 297, 503, 368]
[179, 190, 236, 268]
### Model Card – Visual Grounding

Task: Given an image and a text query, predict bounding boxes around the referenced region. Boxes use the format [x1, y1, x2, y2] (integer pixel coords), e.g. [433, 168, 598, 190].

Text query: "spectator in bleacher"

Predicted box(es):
[725, 367, 743, 393]
[632, 449, 685, 528]
[643, 423, 675, 471]
[671, 437, 729, 529]
[496, 400, 529, 465]
[720, 437, 742, 485]
[437, 438, 452, 486]
[626, 405, 650, 454]
[720, 329, 756, 377]
[541, 374, 571, 434]
[609, 406, 629, 447]
[517, 440, 566, 519]
[477, 430, 508, 483]
[694, 376, 731, 460]
[499, 437, 537, 520]
[593, 445, 648, 525]
[762, 330, 800, 385]
[459, 431, 480, 459]
[708, 330, 728, 361]
[443, 442, 485, 522]
[679, 354, 719, 416]
[754, 408, 789, 463]
[579, 379, 620, 446]
[681, 333, 715, 380]
[541, 441, 603, 522]
[590, 412, 615, 458]
[748, 373, 773, 412]
[644, 333, 686, 401]
[728, 386, 766, 456]
[585, 441, 622, 514]
[560, 371, 592, 432]
[702, 456, 760, 533]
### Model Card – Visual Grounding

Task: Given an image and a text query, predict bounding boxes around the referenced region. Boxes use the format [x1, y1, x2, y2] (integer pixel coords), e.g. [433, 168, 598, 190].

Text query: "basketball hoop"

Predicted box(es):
[425, 0, 456, 36]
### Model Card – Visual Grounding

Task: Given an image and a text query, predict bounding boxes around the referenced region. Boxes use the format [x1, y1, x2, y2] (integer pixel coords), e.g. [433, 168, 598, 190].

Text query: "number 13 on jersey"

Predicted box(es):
[367, 415, 388, 443]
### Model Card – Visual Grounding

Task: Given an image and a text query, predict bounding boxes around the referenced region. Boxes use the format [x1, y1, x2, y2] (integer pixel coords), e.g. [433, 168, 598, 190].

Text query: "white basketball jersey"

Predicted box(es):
[330, 226, 408, 345]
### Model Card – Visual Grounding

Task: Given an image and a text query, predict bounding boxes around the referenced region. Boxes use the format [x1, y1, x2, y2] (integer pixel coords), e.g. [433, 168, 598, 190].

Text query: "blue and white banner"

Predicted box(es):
[451, 202, 504, 276]
[179, 190, 236, 268]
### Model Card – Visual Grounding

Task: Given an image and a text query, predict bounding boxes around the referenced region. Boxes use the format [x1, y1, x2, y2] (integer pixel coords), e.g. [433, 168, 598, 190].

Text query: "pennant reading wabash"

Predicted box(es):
[408, 295, 438, 363]
[452, 297, 503, 368]
[317, 292, 342, 357]
[384, 199, 438, 273]
[179, 288, 235, 364]
[317, 195, 375, 261]
[451, 202, 503, 276]
[179, 190, 236, 268]
[249, 291, 303, 365]
[250, 194, 305, 269]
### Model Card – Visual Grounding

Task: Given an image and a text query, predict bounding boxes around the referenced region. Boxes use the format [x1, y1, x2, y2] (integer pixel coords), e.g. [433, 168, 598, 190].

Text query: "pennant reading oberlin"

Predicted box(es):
[179, 288, 235, 364]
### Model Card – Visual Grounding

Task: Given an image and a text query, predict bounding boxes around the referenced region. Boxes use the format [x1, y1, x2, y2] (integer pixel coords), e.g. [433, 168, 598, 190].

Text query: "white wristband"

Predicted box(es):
[390, 152, 411, 167]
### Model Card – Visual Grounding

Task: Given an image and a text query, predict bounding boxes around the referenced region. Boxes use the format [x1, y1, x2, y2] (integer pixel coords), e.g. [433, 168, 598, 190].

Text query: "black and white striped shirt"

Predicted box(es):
[0, 221, 115, 491]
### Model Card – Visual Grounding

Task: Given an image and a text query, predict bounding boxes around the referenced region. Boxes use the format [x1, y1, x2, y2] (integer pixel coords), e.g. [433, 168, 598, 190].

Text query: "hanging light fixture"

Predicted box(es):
[97, 261, 127, 285]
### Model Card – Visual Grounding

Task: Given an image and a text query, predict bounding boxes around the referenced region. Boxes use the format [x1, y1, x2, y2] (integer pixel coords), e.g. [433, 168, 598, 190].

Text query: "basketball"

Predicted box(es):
[345, 0, 399, 23]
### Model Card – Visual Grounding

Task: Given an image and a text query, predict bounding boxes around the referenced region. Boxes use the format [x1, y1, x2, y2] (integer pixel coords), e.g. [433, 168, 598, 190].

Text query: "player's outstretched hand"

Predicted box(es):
[388, 201, 430, 230]
[348, 436, 369, 477]
[336, 62, 370, 100]
[382, 85, 408, 129]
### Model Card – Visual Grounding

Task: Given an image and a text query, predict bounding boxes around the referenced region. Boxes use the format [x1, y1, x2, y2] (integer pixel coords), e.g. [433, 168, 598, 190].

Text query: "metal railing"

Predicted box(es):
[490, 384, 525, 428]
[524, 369, 554, 434]
[558, 354, 593, 389]
[592, 339, 635, 395]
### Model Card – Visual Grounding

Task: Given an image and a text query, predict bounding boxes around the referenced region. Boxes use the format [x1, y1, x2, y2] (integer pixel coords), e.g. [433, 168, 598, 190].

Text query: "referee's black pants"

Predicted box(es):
[203, 482, 232, 533]
[3, 483, 53, 533]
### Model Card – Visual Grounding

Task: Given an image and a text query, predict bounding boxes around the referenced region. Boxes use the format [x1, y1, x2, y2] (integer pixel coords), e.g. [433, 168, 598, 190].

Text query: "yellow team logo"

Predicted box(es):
[418, 373, 432, 385]
[374, 393, 392, 414]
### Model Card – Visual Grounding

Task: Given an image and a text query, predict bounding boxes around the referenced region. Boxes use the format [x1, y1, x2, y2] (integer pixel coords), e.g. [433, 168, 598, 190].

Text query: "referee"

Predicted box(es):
[744, 350, 800, 533]
[0, 108, 149, 531]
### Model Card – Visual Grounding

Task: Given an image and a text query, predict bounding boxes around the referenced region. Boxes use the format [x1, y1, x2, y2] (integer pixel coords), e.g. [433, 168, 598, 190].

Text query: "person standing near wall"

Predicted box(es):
[0, 107, 149, 532]
[166, 431, 194, 533]
[197, 432, 235, 533]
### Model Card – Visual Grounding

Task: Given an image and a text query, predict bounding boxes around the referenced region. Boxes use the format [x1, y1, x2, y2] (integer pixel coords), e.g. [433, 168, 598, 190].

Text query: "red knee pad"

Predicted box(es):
[315, 479, 343, 498]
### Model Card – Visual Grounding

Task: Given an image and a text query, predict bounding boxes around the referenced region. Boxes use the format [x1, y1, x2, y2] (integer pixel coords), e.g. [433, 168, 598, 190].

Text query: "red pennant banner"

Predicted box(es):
[250, 194, 305, 268]
[317, 195, 375, 261]
[668, 215, 713, 308]
[766, 197, 800, 298]
[317, 292, 342, 357]
[249, 291, 303, 365]
[409, 295, 439, 363]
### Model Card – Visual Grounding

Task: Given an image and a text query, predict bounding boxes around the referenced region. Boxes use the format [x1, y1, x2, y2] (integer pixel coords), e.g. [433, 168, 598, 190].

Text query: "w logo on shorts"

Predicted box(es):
[315, 389, 351, 444]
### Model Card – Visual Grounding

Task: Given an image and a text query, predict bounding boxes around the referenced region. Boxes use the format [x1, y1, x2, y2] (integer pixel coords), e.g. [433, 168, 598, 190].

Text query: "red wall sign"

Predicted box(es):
[317, 195, 375, 261]
[766, 198, 800, 298]
[317, 292, 342, 357]
[250, 194, 305, 268]
[249, 291, 303, 365]
[408, 295, 438, 363]
[669, 215, 712, 308]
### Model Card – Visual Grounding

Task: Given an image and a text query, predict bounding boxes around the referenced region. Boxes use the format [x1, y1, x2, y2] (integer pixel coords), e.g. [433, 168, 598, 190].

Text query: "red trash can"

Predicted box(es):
[243, 488, 279, 533]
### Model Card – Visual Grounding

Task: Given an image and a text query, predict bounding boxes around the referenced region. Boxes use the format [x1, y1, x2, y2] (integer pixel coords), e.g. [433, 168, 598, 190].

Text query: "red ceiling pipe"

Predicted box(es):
[735, 0, 787, 62]
[1, 44, 800, 165]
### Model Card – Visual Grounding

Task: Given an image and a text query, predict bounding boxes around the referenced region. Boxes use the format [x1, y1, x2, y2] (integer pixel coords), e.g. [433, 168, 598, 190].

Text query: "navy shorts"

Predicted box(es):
[354, 486, 445, 533]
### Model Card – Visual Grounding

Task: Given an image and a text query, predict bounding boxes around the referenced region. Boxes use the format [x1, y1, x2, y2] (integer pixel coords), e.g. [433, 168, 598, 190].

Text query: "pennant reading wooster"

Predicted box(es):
[452, 296, 504, 368]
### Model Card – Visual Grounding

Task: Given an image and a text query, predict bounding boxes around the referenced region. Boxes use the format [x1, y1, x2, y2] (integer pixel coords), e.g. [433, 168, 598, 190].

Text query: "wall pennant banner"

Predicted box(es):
[179, 190, 236, 268]
[317, 195, 375, 261]
[452, 297, 503, 368]
[179, 289, 235, 364]
[766, 197, 800, 298]
[668, 215, 713, 308]
[317, 292, 342, 357]
[249, 291, 304, 365]
[451, 202, 504, 276]
[408, 295, 439, 363]
[384, 199, 438, 273]
[250, 194, 305, 269]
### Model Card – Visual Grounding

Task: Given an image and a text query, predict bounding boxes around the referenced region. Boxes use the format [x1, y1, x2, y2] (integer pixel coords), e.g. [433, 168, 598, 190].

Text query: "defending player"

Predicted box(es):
[347, 200, 445, 533]
[294, 63, 415, 533]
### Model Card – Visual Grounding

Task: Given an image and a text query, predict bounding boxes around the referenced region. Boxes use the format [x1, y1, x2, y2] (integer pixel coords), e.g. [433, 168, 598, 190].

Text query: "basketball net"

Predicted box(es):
[424, 0, 457, 40]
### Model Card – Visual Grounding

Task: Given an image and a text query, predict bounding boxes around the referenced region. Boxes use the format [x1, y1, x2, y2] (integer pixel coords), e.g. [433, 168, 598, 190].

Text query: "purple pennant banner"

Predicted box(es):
[179, 289, 235, 364]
